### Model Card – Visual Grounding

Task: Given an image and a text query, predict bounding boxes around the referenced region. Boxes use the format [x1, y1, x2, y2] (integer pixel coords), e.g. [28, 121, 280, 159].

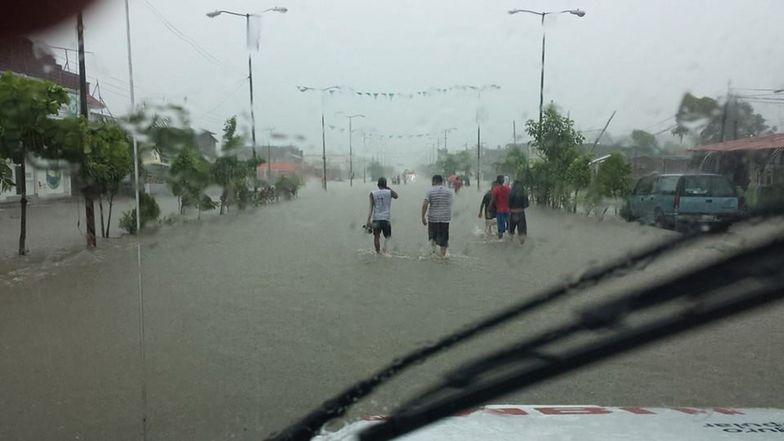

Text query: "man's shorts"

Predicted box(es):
[509, 211, 527, 235]
[372, 220, 392, 238]
[428, 222, 450, 247]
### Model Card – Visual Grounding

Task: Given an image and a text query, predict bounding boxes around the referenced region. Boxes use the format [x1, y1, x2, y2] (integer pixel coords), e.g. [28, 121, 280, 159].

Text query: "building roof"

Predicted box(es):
[0, 36, 104, 109]
[689, 133, 784, 152]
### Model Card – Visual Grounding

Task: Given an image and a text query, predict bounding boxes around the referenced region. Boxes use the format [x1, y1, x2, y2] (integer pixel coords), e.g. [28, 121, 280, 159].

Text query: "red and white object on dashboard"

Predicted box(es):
[315, 406, 784, 440]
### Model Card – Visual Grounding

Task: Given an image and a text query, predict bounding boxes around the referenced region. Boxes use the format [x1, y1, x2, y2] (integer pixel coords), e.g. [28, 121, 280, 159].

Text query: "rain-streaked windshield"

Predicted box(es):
[1, 1, 783, 440]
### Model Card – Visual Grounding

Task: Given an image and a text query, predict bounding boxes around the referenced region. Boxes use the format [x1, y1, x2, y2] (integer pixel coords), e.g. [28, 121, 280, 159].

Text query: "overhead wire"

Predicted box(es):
[140, 0, 232, 70]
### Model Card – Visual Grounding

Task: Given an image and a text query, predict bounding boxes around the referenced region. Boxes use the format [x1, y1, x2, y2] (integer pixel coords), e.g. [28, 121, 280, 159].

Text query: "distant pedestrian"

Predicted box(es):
[478, 181, 498, 237]
[422, 174, 453, 257]
[492, 175, 510, 239]
[366, 177, 399, 254]
[508, 179, 529, 244]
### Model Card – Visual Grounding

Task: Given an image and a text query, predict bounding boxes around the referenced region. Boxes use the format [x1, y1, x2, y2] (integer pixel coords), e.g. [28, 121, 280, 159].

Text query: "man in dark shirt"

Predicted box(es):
[508, 180, 529, 243]
[491, 175, 510, 239]
[478, 181, 498, 237]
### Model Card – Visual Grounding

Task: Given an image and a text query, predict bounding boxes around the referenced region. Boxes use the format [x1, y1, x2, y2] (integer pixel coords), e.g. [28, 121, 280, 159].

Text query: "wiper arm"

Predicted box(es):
[359, 233, 784, 441]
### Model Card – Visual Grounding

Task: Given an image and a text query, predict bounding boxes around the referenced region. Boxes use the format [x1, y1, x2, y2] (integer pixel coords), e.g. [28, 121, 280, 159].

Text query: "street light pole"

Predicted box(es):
[345, 114, 365, 186]
[538, 12, 545, 128]
[443, 127, 457, 153]
[508, 9, 585, 130]
[247, 31, 257, 160]
[76, 12, 97, 249]
[206, 7, 287, 173]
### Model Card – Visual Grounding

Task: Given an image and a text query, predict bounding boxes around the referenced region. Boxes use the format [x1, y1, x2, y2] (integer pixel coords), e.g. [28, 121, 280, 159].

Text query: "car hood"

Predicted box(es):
[314, 405, 784, 440]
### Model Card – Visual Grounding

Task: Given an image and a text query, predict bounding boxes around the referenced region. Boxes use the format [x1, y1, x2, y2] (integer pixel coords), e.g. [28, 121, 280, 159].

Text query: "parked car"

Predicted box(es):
[623, 173, 743, 231]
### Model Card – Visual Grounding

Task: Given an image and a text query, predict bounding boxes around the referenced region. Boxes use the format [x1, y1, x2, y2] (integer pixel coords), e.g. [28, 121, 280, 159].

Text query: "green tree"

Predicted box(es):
[496, 145, 529, 181]
[436, 153, 459, 176]
[221, 116, 243, 152]
[212, 156, 257, 213]
[595, 153, 632, 198]
[210, 116, 261, 213]
[455, 150, 473, 175]
[367, 161, 386, 180]
[565, 154, 592, 212]
[169, 146, 214, 218]
[525, 105, 585, 208]
[630, 129, 659, 155]
[0, 72, 70, 255]
[119, 192, 160, 235]
[275, 174, 302, 200]
[84, 122, 133, 238]
[673, 93, 769, 145]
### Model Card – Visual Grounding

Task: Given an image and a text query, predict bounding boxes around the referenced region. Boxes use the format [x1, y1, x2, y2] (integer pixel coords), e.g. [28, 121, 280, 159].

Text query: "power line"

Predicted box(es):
[192, 76, 249, 119]
[141, 0, 227, 67]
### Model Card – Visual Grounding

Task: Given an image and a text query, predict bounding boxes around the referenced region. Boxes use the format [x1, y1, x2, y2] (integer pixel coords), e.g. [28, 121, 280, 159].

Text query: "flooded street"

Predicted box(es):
[1, 180, 783, 441]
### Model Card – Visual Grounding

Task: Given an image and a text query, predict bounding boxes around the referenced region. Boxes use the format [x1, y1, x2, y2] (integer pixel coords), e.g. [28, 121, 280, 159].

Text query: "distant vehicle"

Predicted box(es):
[623, 173, 743, 231]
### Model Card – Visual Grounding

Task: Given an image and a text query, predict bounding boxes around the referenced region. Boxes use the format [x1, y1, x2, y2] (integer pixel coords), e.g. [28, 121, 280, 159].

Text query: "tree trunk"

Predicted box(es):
[573, 190, 579, 214]
[106, 193, 114, 238]
[18, 159, 27, 256]
[99, 197, 106, 239]
[84, 193, 97, 248]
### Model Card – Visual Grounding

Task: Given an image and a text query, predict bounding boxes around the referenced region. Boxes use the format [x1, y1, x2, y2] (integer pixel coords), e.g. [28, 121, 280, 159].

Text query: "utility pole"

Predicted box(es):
[246, 24, 259, 193]
[513, 120, 517, 146]
[349, 117, 354, 186]
[720, 82, 731, 143]
[321, 112, 327, 190]
[362, 132, 367, 183]
[477, 125, 481, 192]
[77, 12, 96, 249]
[267, 140, 272, 181]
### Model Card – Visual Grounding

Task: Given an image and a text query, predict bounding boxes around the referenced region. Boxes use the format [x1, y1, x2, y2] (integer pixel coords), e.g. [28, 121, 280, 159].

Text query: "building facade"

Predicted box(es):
[0, 37, 104, 203]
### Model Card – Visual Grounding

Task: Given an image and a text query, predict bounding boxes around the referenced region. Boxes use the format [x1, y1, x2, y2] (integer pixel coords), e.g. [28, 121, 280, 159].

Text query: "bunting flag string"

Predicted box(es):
[327, 128, 435, 139]
[295, 84, 501, 100]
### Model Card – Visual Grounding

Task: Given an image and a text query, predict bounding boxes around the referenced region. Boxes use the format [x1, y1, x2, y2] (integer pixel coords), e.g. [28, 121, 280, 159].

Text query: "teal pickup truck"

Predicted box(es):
[623, 173, 744, 231]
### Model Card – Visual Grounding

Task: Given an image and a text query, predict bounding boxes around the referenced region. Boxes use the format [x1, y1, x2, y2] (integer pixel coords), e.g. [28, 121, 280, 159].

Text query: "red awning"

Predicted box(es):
[688, 133, 784, 152]
[258, 161, 300, 173]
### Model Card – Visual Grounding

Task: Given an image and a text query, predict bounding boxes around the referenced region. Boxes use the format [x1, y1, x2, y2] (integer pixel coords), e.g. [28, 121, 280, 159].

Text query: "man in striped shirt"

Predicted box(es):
[421, 174, 454, 257]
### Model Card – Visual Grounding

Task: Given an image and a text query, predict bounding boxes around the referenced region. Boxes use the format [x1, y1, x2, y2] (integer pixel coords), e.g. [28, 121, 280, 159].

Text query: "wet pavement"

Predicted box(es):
[1, 179, 782, 441]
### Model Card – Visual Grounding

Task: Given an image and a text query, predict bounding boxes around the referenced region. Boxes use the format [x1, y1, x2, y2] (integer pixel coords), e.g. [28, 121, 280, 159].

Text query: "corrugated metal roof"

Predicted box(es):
[689, 133, 784, 152]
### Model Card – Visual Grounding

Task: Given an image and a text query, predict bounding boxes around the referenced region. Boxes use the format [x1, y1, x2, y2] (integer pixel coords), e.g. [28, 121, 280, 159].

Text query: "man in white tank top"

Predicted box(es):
[366, 177, 399, 254]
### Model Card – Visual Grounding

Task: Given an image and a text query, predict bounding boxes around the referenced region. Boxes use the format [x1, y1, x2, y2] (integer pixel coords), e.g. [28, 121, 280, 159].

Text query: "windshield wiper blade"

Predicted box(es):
[265, 231, 704, 441]
[266, 208, 782, 441]
[422, 232, 783, 395]
[358, 234, 784, 441]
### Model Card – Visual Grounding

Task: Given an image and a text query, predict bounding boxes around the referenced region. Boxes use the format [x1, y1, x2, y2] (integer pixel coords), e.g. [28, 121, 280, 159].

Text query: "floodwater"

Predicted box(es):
[1, 180, 782, 441]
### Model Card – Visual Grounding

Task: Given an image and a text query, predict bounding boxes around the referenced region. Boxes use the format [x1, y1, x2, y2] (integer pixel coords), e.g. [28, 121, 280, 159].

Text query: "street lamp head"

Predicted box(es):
[269, 6, 287, 13]
[206, 10, 222, 18]
[568, 9, 586, 17]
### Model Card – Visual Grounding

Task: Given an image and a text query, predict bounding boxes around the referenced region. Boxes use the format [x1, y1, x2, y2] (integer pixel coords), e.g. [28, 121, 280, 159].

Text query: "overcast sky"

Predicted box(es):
[31, 0, 784, 167]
